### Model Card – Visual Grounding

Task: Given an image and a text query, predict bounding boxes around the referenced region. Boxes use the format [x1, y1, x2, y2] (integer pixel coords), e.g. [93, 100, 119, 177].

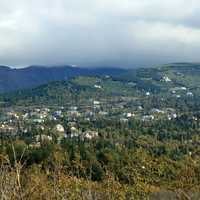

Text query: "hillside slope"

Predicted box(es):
[0, 65, 126, 93]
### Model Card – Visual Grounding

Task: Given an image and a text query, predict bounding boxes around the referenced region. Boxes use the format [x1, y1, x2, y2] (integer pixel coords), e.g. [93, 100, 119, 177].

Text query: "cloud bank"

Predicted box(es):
[0, 0, 200, 68]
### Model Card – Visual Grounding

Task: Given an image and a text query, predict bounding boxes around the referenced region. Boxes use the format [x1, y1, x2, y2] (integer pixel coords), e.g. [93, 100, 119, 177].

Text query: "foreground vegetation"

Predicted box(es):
[1, 117, 200, 199]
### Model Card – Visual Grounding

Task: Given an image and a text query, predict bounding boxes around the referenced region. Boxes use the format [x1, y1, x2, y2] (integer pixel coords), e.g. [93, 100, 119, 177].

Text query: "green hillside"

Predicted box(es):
[2, 63, 200, 107]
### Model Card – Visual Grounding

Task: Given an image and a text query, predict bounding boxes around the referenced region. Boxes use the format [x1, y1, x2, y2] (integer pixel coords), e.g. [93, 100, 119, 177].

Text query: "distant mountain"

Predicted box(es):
[1, 62, 200, 94]
[0, 65, 127, 93]
[3, 62, 200, 107]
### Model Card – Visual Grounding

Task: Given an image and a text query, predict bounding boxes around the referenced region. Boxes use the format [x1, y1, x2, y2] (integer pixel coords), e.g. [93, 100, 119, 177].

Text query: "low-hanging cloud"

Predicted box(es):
[0, 0, 200, 68]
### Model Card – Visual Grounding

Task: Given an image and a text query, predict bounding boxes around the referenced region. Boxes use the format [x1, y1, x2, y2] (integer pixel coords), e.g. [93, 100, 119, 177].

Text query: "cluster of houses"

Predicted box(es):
[141, 74, 194, 99]
[0, 101, 191, 134]
[160, 75, 194, 98]
[0, 82, 198, 147]
[0, 106, 101, 147]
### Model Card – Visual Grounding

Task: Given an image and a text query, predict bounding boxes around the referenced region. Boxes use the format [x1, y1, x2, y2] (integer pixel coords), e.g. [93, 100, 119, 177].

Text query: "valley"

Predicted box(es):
[1, 63, 200, 199]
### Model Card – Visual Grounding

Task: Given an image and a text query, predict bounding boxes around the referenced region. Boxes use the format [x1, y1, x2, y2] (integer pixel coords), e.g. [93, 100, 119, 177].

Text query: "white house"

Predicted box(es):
[94, 85, 102, 89]
[83, 131, 98, 140]
[93, 101, 100, 105]
[55, 124, 65, 132]
[142, 115, 155, 121]
[162, 76, 172, 82]
[186, 92, 193, 97]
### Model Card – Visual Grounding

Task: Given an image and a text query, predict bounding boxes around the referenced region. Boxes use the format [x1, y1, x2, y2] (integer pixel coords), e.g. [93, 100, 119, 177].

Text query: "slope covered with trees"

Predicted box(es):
[1, 63, 200, 199]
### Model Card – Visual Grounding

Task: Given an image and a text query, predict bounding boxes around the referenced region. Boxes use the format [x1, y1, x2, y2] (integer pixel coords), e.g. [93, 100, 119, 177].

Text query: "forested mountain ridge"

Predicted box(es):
[2, 62, 200, 106]
[0, 65, 126, 93]
[1, 62, 200, 93]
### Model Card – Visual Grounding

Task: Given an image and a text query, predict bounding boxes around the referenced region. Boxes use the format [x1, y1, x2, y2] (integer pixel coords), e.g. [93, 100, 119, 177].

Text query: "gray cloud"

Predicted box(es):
[0, 0, 200, 68]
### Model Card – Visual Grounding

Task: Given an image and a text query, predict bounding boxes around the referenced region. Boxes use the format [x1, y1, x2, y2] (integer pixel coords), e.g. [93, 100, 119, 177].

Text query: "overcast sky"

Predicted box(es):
[0, 0, 200, 68]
